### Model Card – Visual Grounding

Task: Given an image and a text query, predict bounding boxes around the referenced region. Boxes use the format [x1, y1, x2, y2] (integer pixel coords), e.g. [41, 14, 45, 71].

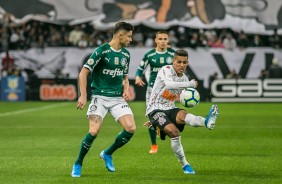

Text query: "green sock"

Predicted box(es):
[148, 128, 157, 145]
[104, 129, 134, 155]
[75, 133, 96, 165]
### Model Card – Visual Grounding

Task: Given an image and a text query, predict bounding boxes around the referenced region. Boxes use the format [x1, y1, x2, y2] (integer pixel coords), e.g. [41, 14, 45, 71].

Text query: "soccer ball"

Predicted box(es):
[179, 88, 200, 108]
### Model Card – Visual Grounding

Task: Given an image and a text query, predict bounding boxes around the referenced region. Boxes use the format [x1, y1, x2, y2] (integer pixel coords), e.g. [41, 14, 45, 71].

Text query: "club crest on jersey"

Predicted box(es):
[121, 58, 127, 66]
[114, 57, 119, 65]
[166, 57, 172, 64]
[87, 59, 94, 65]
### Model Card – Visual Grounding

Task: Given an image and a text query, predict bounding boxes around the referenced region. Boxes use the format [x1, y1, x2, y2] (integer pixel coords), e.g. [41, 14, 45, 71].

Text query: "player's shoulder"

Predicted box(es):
[167, 48, 175, 56]
[94, 43, 110, 53]
[145, 48, 157, 57]
[161, 65, 173, 71]
[121, 48, 130, 58]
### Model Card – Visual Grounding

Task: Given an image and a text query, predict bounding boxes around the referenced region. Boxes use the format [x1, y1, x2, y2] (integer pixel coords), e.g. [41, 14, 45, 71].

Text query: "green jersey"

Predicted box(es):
[84, 43, 130, 97]
[135, 48, 175, 87]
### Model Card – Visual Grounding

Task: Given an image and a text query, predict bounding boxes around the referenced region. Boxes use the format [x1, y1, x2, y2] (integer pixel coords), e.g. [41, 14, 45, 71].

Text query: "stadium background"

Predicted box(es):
[1, 0, 282, 102]
[0, 1, 282, 184]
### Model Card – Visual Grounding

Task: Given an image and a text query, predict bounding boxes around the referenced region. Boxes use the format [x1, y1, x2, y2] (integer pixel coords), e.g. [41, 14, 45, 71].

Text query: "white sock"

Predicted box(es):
[184, 114, 205, 127]
[171, 136, 189, 167]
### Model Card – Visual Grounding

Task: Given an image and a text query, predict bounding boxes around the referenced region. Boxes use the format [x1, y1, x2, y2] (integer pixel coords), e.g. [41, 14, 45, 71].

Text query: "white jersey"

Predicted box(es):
[146, 65, 190, 115]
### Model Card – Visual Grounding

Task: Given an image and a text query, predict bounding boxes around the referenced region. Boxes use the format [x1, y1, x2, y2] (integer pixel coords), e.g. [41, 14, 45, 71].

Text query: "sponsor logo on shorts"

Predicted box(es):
[158, 116, 166, 126]
[152, 112, 165, 121]
[121, 105, 129, 108]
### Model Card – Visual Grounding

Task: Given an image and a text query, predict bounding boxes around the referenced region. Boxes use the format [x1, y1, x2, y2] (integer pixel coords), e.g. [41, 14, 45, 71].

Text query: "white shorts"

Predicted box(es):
[87, 95, 133, 121]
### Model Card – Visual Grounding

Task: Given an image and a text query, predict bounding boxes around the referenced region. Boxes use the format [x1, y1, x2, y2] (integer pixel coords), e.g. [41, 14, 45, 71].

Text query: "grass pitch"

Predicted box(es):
[0, 101, 281, 184]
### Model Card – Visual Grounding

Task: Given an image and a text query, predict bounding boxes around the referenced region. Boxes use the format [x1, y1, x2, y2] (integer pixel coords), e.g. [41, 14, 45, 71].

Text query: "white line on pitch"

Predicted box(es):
[0, 103, 71, 117]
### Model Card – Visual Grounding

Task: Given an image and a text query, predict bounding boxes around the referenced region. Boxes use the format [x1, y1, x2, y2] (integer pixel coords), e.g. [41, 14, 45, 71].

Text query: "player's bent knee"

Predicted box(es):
[89, 129, 99, 136]
[165, 129, 179, 138]
[125, 125, 136, 133]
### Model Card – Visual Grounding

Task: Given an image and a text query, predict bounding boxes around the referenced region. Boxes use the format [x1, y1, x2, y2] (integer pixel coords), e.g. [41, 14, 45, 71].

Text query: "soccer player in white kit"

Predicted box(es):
[146, 49, 219, 174]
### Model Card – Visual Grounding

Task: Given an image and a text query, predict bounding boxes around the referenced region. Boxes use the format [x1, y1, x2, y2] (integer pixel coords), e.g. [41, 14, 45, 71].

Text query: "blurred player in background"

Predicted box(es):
[135, 31, 175, 154]
[146, 49, 219, 174]
[71, 21, 136, 177]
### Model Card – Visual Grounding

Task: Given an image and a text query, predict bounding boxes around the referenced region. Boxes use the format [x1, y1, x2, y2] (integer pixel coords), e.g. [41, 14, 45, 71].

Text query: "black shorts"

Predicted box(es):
[148, 108, 185, 133]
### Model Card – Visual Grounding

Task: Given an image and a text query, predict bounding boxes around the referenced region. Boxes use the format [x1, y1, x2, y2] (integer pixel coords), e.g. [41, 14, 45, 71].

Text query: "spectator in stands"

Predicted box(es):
[77, 34, 89, 49]
[132, 27, 144, 47]
[144, 33, 154, 48]
[207, 72, 219, 101]
[1, 51, 14, 73]
[68, 25, 84, 46]
[268, 58, 282, 78]
[168, 30, 178, 48]
[176, 26, 188, 48]
[258, 69, 268, 80]
[187, 32, 202, 49]
[48, 25, 61, 46]
[269, 33, 282, 49]
[204, 29, 216, 41]
[9, 27, 20, 50]
[0, 13, 12, 52]
[208, 34, 224, 48]
[249, 34, 264, 47]
[223, 33, 237, 51]
[237, 31, 249, 49]
[208, 72, 218, 87]
[199, 29, 208, 47]
[226, 69, 241, 79]
[58, 26, 70, 46]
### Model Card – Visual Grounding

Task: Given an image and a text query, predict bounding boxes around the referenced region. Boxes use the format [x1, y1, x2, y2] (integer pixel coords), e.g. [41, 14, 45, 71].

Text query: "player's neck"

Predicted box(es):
[155, 47, 167, 52]
[109, 40, 122, 51]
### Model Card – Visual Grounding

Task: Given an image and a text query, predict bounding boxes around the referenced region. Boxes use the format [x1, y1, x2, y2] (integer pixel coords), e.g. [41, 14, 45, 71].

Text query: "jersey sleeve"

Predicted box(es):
[135, 54, 149, 77]
[83, 47, 104, 72]
[160, 66, 194, 89]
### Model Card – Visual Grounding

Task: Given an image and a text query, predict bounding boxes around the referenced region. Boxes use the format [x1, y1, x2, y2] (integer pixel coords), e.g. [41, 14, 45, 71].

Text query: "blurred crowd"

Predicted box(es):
[1, 14, 282, 82]
[1, 17, 282, 53]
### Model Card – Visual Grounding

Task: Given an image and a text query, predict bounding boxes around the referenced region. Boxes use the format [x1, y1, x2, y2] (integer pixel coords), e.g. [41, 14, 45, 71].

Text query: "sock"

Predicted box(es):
[75, 132, 96, 165]
[184, 114, 205, 127]
[148, 127, 157, 145]
[104, 129, 134, 155]
[171, 136, 189, 167]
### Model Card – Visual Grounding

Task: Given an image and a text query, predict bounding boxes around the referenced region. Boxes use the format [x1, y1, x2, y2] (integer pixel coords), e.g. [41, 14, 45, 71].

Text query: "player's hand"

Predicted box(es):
[135, 76, 145, 87]
[190, 79, 198, 88]
[123, 90, 130, 101]
[77, 96, 87, 110]
[143, 121, 152, 128]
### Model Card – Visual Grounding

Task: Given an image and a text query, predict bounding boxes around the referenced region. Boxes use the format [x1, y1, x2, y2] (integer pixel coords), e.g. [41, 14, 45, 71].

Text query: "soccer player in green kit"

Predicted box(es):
[71, 22, 135, 177]
[135, 31, 175, 154]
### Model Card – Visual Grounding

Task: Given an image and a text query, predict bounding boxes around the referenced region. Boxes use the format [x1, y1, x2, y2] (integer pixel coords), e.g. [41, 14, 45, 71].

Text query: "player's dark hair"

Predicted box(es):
[113, 21, 134, 35]
[174, 49, 188, 57]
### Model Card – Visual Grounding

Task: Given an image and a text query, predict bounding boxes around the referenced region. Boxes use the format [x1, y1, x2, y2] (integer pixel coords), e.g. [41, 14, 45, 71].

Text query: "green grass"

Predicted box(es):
[0, 101, 281, 184]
